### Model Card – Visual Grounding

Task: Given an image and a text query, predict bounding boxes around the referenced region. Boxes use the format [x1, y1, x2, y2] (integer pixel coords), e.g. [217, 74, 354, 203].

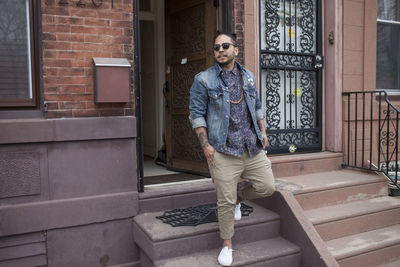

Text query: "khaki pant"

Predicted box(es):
[209, 149, 275, 240]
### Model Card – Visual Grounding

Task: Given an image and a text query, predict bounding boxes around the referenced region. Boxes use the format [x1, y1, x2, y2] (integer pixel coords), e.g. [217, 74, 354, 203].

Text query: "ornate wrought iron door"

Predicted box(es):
[260, 0, 323, 154]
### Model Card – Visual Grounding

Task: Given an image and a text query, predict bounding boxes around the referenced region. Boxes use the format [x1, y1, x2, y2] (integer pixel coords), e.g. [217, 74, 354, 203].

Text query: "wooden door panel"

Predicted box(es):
[171, 59, 205, 110]
[165, 0, 216, 174]
[170, 4, 205, 57]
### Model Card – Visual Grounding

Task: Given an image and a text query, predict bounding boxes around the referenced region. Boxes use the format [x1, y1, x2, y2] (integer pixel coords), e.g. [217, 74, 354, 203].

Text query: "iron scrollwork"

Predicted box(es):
[380, 109, 397, 150]
[264, 0, 280, 51]
[381, 130, 396, 147]
[267, 132, 319, 148]
[260, 53, 314, 70]
[300, 0, 315, 53]
[300, 71, 315, 128]
[265, 70, 281, 129]
[379, 108, 398, 174]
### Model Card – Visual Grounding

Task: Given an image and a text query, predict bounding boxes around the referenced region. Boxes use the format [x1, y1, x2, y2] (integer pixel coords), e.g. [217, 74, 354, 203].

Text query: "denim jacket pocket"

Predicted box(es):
[208, 89, 223, 100]
[208, 89, 224, 108]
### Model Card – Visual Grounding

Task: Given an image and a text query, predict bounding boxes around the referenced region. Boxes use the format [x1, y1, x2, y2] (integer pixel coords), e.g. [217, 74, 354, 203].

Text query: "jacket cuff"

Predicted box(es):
[191, 117, 207, 129]
[255, 109, 265, 121]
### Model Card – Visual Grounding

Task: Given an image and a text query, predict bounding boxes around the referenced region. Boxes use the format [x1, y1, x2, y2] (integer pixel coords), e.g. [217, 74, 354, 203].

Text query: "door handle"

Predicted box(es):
[314, 55, 323, 70]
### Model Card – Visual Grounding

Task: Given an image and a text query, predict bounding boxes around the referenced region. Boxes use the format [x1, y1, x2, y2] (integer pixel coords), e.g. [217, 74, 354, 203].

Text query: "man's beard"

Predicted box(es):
[217, 56, 235, 66]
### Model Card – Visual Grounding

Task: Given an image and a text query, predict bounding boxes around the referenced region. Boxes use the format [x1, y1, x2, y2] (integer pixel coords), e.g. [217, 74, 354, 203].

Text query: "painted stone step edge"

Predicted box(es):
[327, 224, 400, 267]
[154, 237, 301, 267]
[133, 202, 279, 242]
[305, 196, 400, 225]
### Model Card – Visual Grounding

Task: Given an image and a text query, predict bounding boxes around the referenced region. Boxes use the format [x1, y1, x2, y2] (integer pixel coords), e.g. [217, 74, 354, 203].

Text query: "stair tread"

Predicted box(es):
[155, 237, 301, 267]
[277, 169, 385, 194]
[326, 224, 400, 259]
[134, 201, 279, 242]
[305, 196, 400, 224]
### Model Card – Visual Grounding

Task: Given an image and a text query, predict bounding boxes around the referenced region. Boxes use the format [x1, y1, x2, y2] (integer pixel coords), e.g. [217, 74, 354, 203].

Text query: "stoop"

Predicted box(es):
[279, 169, 400, 266]
[133, 201, 301, 266]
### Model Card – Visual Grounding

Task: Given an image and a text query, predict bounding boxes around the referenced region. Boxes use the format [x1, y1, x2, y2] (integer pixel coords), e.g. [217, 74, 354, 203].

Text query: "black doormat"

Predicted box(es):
[156, 203, 253, 227]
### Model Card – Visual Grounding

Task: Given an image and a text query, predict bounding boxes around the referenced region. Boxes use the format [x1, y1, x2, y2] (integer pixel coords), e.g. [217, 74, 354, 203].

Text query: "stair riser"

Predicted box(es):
[152, 252, 301, 267]
[337, 243, 400, 267]
[135, 220, 280, 261]
[242, 253, 301, 267]
[272, 156, 342, 178]
[296, 182, 388, 210]
[315, 208, 400, 241]
[139, 190, 217, 213]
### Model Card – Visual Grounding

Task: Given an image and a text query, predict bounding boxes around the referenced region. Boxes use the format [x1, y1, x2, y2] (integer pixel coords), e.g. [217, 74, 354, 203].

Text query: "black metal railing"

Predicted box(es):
[343, 91, 400, 188]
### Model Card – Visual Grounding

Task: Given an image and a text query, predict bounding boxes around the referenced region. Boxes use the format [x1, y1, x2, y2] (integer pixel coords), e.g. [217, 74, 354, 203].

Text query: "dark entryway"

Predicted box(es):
[137, 0, 231, 191]
[164, 0, 216, 175]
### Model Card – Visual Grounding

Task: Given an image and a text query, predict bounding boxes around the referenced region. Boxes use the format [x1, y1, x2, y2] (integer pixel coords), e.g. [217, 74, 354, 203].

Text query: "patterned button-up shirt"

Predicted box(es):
[221, 63, 263, 157]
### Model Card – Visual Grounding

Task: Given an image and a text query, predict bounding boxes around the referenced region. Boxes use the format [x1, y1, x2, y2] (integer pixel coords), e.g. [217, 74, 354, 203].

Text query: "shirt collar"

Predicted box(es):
[231, 63, 239, 76]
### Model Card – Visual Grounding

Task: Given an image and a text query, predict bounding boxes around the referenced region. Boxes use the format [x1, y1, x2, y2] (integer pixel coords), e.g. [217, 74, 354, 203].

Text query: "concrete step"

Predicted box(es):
[305, 196, 400, 240]
[327, 224, 400, 267]
[155, 237, 301, 267]
[139, 180, 216, 213]
[133, 202, 280, 261]
[277, 169, 388, 210]
[270, 151, 343, 178]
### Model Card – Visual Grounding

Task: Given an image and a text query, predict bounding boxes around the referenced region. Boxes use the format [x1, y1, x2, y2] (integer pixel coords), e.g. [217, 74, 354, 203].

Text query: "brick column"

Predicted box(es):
[232, 0, 244, 65]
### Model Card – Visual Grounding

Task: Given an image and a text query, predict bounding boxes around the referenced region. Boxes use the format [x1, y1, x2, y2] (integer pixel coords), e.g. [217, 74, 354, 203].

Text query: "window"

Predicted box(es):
[0, 0, 37, 107]
[377, 0, 400, 91]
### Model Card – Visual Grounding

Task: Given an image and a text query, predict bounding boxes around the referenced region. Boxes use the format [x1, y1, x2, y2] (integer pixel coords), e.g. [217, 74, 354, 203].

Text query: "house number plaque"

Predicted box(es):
[58, 0, 114, 8]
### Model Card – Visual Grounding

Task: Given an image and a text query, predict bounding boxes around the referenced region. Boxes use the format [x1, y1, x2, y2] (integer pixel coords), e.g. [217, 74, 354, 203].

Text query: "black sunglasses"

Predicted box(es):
[213, 43, 235, 51]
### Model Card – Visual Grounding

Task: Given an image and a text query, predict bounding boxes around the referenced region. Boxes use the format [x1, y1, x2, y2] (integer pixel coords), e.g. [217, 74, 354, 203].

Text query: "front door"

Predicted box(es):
[165, 0, 216, 174]
[259, 0, 323, 154]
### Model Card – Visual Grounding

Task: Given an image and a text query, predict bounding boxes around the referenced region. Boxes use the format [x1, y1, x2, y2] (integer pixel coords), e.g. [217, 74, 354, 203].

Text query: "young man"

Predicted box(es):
[189, 32, 275, 266]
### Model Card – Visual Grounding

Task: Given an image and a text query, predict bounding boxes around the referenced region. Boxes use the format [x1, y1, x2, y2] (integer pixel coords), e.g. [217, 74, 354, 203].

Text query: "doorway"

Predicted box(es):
[138, 0, 226, 190]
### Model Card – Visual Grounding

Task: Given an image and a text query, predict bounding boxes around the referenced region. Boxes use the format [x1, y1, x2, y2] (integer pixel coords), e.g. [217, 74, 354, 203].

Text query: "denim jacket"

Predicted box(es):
[189, 62, 265, 152]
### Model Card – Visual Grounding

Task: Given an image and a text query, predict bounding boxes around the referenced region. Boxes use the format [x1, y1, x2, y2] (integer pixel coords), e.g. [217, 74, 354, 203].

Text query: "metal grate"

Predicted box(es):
[342, 90, 400, 189]
[259, 0, 323, 154]
[156, 203, 253, 227]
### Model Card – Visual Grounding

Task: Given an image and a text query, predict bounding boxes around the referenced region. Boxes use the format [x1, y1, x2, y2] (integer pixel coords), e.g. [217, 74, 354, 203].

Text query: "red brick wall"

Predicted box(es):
[232, 0, 244, 65]
[41, 0, 134, 118]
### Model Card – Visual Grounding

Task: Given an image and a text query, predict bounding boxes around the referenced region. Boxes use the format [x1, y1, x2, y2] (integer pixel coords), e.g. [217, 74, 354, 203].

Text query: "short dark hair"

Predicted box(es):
[213, 32, 237, 46]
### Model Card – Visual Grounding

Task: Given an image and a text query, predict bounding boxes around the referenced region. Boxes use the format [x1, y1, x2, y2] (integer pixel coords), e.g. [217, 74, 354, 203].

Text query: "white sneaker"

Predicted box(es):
[234, 203, 242, 221]
[217, 246, 233, 266]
